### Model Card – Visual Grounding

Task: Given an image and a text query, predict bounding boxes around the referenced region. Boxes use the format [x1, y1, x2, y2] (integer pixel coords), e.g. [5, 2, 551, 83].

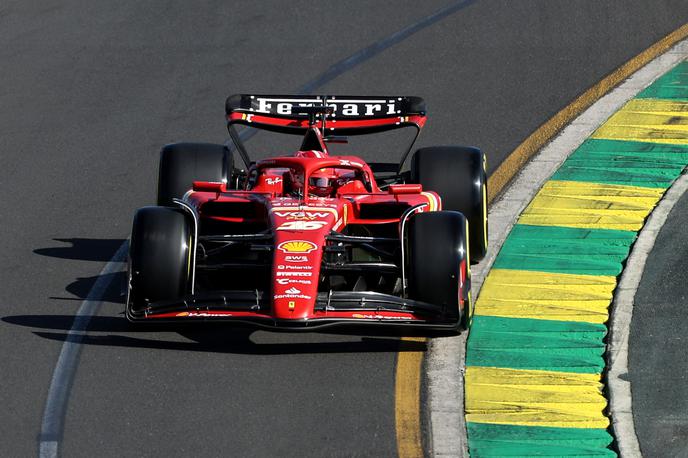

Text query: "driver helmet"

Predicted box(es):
[308, 168, 338, 197]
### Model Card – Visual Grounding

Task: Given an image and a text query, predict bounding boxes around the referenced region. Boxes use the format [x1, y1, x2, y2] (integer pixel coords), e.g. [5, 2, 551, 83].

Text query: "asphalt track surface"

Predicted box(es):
[630, 187, 688, 458]
[2, 1, 688, 456]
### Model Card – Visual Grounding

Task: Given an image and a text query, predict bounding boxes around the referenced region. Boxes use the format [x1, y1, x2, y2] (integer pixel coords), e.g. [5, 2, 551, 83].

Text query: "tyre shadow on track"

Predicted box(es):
[34, 238, 127, 303]
[52, 272, 125, 303]
[1, 315, 438, 355]
[34, 238, 126, 262]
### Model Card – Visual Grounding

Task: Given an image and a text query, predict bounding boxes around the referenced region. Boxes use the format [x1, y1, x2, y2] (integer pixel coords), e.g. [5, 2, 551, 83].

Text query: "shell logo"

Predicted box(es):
[278, 240, 317, 253]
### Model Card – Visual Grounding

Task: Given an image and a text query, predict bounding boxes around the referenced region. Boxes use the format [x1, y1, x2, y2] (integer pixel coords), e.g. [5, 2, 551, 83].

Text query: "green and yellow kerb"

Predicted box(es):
[465, 61, 688, 456]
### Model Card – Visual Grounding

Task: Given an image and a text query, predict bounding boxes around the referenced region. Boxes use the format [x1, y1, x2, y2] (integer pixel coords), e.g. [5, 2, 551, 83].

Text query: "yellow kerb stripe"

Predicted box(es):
[465, 366, 609, 429]
[475, 269, 617, 323]
[593, 98, 688, 145]
[519, 180, 664, 231]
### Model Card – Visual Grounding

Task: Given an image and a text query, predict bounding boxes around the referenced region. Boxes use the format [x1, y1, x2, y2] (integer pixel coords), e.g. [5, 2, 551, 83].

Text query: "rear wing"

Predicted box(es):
[225, 94, 426, 135]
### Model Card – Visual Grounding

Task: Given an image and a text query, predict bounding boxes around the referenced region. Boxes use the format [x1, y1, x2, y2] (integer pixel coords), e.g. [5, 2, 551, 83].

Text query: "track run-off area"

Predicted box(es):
[2, 2, 688, 457]
[464, 42, 688, 457]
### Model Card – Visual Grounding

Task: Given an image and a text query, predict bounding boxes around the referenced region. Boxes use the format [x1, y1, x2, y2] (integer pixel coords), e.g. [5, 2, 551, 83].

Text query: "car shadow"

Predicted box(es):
[49, 272, 126, 304]
[2, 314, 442, 355]
[24, 237, 455, 354]
[34, 238, 126, 262]
[34, 238, 128, 303]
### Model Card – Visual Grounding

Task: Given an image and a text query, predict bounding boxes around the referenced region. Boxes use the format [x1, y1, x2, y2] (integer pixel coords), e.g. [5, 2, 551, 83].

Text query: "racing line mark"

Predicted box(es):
[38, 243, 127, 458]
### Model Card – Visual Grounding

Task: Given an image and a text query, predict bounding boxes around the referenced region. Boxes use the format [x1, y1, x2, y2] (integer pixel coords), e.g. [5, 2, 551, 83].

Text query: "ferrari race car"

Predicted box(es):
[126, 95, 487, 331]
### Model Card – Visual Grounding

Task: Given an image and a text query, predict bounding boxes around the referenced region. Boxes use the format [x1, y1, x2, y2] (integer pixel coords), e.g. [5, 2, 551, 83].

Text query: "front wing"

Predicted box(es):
[126, 290, 459, 330]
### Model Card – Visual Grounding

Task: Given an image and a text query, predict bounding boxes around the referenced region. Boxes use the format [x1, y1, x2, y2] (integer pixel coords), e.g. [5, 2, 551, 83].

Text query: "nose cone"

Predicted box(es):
[270, 204, 340, 319]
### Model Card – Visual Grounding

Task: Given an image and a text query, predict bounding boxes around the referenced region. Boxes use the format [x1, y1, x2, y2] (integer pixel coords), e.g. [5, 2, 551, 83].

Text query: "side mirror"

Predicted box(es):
[192, 181, 226, 193]
[388, 184, 422, 195]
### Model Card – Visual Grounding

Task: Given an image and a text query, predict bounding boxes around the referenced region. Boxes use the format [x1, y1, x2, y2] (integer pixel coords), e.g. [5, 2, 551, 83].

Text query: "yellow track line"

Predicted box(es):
[395, 337, 425, 458]
[394, 21, 688, 458]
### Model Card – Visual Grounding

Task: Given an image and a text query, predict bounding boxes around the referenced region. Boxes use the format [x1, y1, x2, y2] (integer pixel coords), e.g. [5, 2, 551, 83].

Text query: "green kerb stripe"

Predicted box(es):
[465, 316, 607, 373]
[637, 61, 688, 101]
[492, 224, 636, 276]
[551, 139, 688, 188]
[467, 423, 615, 457]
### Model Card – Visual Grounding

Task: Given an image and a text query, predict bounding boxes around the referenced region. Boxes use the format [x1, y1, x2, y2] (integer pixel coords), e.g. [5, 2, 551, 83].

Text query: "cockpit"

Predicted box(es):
[247, 161, 372, 198]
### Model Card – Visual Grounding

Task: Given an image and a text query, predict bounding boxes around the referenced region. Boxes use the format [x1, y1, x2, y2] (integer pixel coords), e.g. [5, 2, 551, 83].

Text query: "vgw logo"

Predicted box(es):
[274, 211, 331, 221]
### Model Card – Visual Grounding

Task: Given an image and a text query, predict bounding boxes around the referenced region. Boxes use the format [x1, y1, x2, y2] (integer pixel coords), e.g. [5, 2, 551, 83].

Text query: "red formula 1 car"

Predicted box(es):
[126, 95, 487, 331]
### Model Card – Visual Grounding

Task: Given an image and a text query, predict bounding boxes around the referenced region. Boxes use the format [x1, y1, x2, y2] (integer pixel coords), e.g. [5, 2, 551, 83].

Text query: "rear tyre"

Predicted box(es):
[127, 206, 192, 315]
[157, 142, 231, 206]
[407, 211, 471, 331]
[411, 146, 488, 263]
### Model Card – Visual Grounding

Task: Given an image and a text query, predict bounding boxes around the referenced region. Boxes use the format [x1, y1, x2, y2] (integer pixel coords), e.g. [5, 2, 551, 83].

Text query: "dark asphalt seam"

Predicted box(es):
[228, 0, 478, 148]
[38, 2, 478, 456]
[296, 0, 477, 94]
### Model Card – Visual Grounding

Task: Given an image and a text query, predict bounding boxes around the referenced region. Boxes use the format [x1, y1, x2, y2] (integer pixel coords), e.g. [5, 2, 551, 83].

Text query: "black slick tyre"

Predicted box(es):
[127, 206, 192, 316]
[411, 146, 488, 263]
[157, 142, 231, 206]
[407, 211, 471, 331]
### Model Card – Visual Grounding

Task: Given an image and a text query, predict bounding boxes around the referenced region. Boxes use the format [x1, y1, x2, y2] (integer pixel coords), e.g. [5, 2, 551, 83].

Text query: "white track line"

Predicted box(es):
[607, 170, 688, 457]
[38, 244, 127, 458]
[426, 39, 688, 458]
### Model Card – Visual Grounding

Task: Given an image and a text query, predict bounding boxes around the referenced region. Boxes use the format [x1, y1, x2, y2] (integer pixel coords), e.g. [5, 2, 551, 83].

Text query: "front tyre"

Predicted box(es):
[411, 146, 488, 263]
[127, 206, 192, 316]
[407, 211, 471, 331]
